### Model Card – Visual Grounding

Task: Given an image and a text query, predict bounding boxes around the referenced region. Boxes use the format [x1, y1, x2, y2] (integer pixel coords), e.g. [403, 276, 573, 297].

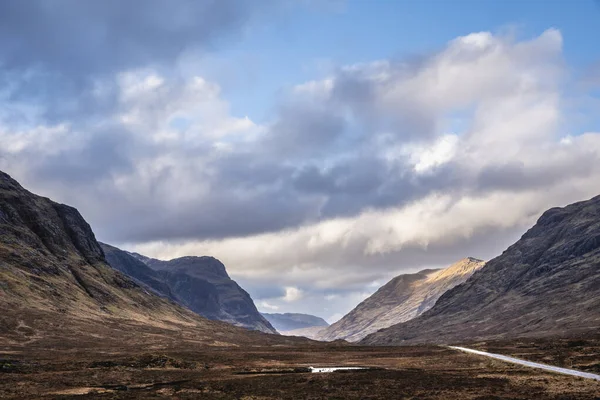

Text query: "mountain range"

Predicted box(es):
[317, 258, 485, 342]
[362, 194, 600, 345]
[2, 168, 600, 350]
[0, 171, 287, 349]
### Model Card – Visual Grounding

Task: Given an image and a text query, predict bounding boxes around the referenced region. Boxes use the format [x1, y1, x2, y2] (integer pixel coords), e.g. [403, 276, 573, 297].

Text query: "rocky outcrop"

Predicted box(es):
[102, 245, 276, 334]
[317, 258, 485, 342]
[362, 195, 600, 345]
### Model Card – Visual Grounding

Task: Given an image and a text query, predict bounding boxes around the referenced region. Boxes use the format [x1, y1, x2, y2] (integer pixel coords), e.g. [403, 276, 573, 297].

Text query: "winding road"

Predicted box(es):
[449, 346, 600, 381]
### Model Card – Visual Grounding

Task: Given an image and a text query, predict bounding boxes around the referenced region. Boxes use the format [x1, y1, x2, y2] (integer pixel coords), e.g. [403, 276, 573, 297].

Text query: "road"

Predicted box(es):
[449, 346, 600, 381]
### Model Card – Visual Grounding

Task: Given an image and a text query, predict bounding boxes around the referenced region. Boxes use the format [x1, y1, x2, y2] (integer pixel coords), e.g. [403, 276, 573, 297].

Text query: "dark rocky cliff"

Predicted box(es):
[102, 245, 277, 334]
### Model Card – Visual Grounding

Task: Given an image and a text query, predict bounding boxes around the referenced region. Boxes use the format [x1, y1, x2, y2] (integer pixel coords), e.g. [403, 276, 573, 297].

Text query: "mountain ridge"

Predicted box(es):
[102, 244, 276, 333]
[318, 258, 485, 342]
[362, 194, 600, 345]
[0, 170, 288, 349]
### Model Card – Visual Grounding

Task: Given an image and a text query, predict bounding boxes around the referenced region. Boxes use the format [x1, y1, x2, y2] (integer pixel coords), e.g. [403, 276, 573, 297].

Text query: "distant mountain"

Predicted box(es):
[362, 195, 600, 345]
[318, 258, 485, 342]
[279, 326, 328, 340]
[0, 171, 276, 347]
[102, 244, 276, 334]
[262, 313, 329, 332]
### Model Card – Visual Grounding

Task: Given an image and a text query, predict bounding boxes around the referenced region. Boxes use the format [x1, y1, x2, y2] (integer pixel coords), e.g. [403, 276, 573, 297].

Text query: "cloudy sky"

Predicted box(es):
[2, 0, 600, 322]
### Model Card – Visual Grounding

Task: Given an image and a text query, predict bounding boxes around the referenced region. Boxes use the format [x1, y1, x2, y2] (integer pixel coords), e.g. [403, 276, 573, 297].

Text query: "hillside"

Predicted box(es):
[100, 242, 178, 301]
[318, 258, 485, 342]
[362, 195, 600, 345]
[0, 171, 287, 349]
[105, 248, 276, 333]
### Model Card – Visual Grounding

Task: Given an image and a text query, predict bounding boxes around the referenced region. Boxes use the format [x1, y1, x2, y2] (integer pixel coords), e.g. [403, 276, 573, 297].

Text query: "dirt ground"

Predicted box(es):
[2, 341, 600, 399]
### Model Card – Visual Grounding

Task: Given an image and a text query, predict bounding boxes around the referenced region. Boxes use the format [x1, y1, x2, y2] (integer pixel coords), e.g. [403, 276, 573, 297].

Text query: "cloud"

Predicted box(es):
[283, 287, 303, 302]
[257, 301, 279, 311]
[0, 0, 265, 77]
[0, 0, 270, 123]
[2, 25, 600, 322]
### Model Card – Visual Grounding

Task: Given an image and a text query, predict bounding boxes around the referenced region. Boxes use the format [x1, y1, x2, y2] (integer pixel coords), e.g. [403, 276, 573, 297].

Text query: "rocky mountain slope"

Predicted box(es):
[100, 242, 178, 301]
[362, 195, 600, 345]
[262, 313, 329, 332]
[0, 171, 285, 348]
[102, 244, 276, 333]
[317, 258, 485, 342]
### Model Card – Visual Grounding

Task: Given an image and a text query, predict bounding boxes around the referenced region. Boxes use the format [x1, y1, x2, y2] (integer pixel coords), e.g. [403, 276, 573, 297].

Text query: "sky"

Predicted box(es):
[1, 0, 600, 323]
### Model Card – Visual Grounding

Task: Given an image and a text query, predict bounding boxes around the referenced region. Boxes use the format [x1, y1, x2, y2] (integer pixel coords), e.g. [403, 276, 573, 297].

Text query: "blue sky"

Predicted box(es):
[204, 0, 600, 124]
[1, 1, 600, 321]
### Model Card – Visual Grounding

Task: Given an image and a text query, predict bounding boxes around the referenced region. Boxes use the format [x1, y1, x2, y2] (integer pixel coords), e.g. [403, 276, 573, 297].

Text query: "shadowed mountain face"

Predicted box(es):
[100, 242, 178, 302]
[317, 258, 485, 342]
[362, 195, 600, 346]
[262, 313, 329, 332]
[102, 245, 276, 334]
[0, 171, 284, 348]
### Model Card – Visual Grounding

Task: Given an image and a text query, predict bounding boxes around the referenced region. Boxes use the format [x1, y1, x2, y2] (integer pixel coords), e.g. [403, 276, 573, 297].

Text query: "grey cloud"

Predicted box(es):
[292, 156, 384, 196]
[330, 62, 438, 140]
[0, 0, 254, 75]
[330, 70, 376, 109]
[0, 0, 268, 122]
[476, 156, 598, 192]
[32, 126, 135, 184]
[231, 279, 287, 302]
[5, 27, 597, 256]
[82, 185, 319, 244]
[0, 8, 477, 244]
[262, 104, 347, 158]
[581, 60, 600, 88]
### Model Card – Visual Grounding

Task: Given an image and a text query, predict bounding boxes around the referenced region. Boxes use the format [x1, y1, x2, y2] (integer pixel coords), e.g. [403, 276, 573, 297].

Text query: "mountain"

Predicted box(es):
[102, 244, 276, 334]
[0, 171, 284, 348]
[100, 242, 178, 301]
[279, 326, 329, 339]
[262, 313, 329, 332]
[317, 258, 485, 342]
[362, 195, 600, 345]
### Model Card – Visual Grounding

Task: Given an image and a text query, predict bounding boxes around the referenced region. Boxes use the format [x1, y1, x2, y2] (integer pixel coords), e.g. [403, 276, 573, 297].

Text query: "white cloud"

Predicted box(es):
[257, 301, 279, 311]
[4, 29, 600, 321]
[292, 78, 334, 99]
[403, 134, 459, 174]
[124, 29, 600, 320]
[283, 286, 303, 302]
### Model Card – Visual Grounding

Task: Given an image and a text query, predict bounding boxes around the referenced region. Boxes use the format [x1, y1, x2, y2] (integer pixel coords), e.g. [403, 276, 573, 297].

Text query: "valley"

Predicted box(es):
[4, 2, 600, 398]
[2, 171, 600, 399]
[2, 337, 600, 399]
